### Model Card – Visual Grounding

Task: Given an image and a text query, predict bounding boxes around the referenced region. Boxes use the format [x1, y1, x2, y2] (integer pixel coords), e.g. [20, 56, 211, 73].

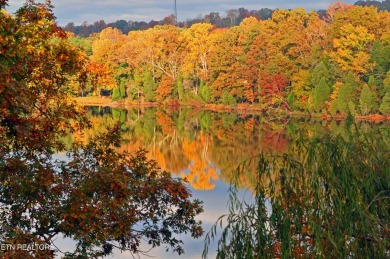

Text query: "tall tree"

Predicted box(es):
[379, 92, 390, 115]
[181, 23, 214, 81]
[359, 84, 377, 115]
[337, 72, 358, 115]
[0, 1, 203, 258]
[330, 24, 375, 75]
[311, 61, 330, 86]
[313, 77, 331, 113]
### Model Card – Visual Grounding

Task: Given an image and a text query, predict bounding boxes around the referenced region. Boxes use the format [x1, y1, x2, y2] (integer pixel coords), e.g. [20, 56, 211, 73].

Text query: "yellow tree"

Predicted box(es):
[264, 9, 327, 74]
[127, 26, 185, 81]
[87, 27, 127, 95]
[181, 23, 214, 80]
[124, 30, 156, 75]
[91, 27, 127, 68]
[329, 24, 375, 75]
[378, 10, 390, 45]
[124, 26, 185, 101]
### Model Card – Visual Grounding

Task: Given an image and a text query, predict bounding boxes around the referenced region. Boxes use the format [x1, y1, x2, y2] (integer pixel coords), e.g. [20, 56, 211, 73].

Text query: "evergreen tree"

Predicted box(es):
[379, 92, 390, 115]
[330, 100, 338, 116]
[143, 72, 157, 102]
[381, 71, 390, 98]
[287, 92, 295, 110]
[112, 88, 121, 101]
[177, 75, 184, 101]
[200, 82, 211, 102]
[313, 77, 331, 113]
[131, 70, 143, 100]
[367, 75, 376, 90]
[228, 94, 237, 106]
[359, 84, 377, 115]
[311, 61, 330, 87]
[221, 90, 230, 105]
[337, 72, 358, 115]
[219, 91, 237, 106]
[119, 79, 126, 98]
[370, 41, 390, 80]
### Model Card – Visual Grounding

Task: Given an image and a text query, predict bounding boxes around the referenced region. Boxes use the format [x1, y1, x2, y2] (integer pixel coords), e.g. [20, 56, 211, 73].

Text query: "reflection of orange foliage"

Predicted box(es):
[162, 148, 189, 173]
[181, 133, 218, 190]
[156, 111, 174, 135]
[261, 129, 288, 154]
[244, 117, 254, 133]
[153, 148, 167, 170]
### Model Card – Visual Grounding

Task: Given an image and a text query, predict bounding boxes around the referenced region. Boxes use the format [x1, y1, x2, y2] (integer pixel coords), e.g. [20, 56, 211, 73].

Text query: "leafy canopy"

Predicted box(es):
[0, 1, 203, 258]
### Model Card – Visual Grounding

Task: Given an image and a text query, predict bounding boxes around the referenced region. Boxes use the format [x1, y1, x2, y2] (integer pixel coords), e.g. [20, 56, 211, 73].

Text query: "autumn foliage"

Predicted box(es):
[69, 3, 389, 117]
[0, 1, 203, 257]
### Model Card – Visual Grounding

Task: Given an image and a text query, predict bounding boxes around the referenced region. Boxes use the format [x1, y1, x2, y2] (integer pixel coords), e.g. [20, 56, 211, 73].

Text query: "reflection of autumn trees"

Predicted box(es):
[181, 133, 218, 190]
[70, 107, 291, 191]
[68, 107, 385, 191]
[205, 129, 389, 258]
[207, 114, 289, 188]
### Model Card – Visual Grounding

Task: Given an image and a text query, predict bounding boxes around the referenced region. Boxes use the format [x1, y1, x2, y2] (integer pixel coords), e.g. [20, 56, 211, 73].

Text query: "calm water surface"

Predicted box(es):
[61, 106, 388, 258]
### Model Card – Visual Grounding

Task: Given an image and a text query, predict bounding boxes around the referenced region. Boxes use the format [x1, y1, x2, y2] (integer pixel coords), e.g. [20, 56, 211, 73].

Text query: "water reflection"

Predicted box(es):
[68, 106, 389, 193]
[61, 106, 390, 257]
[204, 128, 389, 258]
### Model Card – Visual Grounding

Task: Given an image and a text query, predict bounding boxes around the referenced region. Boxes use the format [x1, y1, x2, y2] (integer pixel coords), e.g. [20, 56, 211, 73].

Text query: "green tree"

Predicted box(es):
[337, 72, 358, 115]
[381, 71, 390, 98]
[370, 41, 390, 80]
[311, 61, 330, 87]
[119, 79, 126, 98]
[313, 77, 331, 113]
[330, 100, 338, 116]
[287, 92, 295, 110]
[359, 84, 377, 115]
[112, 87, 121, 100]
[200, 81, 211, 102]
[143, 72, 157, 101]
[367, 75, 377, 90]
[68, 35, 93, 56]
[379, 92, 390, 115]
[221, 90, 230, 105]
[177, 75, 184, 101]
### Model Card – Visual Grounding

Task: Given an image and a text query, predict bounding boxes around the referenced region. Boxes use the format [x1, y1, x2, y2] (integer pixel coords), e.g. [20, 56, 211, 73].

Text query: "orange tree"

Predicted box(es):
[0, 1, 203, 258]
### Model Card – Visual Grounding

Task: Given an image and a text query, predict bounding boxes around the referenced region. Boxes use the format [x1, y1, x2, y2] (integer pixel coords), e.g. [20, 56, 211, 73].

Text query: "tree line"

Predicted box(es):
[63, 8, 274, 37]
[72, 2, 390, 117]
[63, 1, 390, 37]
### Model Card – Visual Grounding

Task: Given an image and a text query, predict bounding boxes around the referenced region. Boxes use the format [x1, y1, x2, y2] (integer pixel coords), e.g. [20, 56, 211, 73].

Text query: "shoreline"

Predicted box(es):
[74, 97, 390, 122]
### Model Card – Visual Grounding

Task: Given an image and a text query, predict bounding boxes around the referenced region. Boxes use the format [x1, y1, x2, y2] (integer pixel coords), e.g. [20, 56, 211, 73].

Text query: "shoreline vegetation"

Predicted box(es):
[69, 2, 390, 120]
[74, 97, 390, 122]
[203, 132, 390, 258]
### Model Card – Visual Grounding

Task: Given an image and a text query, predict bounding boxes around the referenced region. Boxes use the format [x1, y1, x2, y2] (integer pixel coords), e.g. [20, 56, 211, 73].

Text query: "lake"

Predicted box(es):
[61, 106, 389, 258]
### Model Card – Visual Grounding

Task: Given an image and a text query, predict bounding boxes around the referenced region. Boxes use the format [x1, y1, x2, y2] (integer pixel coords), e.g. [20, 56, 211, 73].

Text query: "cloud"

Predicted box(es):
[5, 0, 357, 26]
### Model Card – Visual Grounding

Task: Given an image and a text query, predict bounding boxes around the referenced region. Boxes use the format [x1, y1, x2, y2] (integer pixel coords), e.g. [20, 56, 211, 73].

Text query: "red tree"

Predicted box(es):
[260, 73, 288, 108]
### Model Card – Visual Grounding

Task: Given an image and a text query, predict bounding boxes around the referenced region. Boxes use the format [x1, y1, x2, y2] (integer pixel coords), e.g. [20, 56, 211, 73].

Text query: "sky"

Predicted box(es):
[6, 0, 358, 26]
